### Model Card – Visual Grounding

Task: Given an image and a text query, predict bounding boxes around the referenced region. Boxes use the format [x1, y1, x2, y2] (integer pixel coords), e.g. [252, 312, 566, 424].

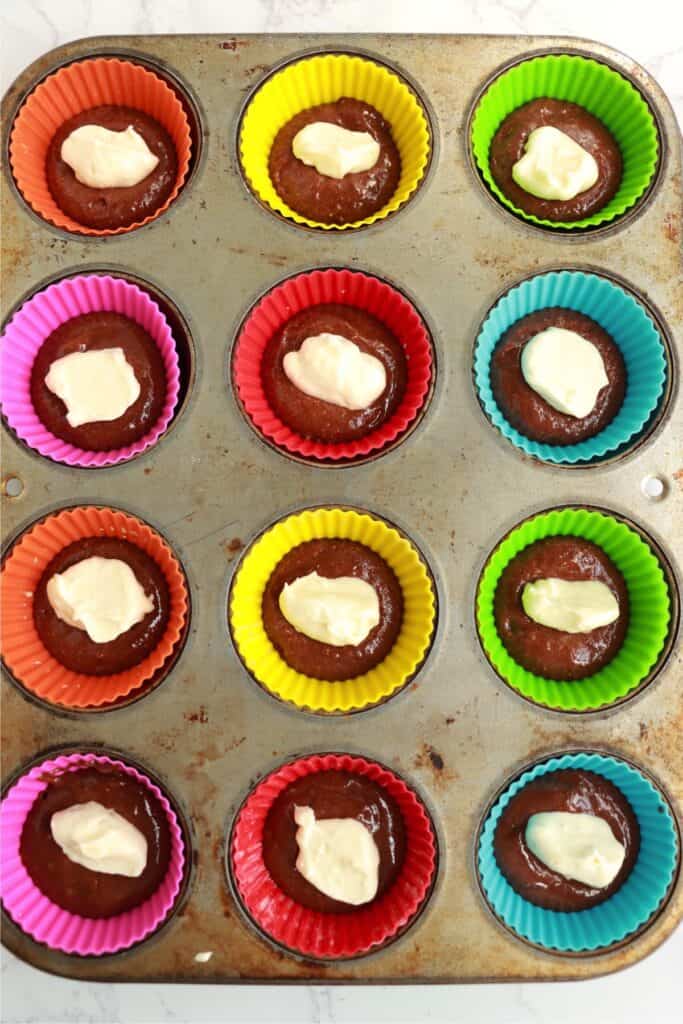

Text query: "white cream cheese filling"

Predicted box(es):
[512, 125, 599, 202]
[525, 811, 625, 889]
[282, 333, 387, 410]
[292, 121, 380, 179]
[50, 801, 148, 877]
[294, 805, 379, 905]
[60, 124, 159, 188]
[521, 326, 609, 419]
[44, 347, 141, 428]
[521, 578, 619, 634]
[46, 556, 154, 644]
[278, 571, 380, 647]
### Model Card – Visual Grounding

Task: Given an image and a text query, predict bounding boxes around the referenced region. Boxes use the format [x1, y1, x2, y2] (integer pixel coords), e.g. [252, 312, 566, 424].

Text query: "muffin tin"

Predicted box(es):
[1, 33, 681, 983]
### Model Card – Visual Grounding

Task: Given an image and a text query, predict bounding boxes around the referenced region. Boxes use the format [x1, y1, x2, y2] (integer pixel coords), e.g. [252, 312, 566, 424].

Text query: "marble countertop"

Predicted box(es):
[1, 1, 681, 1022]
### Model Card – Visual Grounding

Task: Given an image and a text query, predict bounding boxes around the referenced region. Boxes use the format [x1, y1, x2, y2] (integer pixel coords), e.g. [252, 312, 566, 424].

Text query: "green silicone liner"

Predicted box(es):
[476, 508, 672, 711]
[470, 53, 660, 229]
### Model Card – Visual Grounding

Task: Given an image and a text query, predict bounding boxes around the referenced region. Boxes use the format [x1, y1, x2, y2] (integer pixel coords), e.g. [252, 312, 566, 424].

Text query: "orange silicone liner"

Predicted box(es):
[1, 506, 189, 708]
[9, 57, 192, 236]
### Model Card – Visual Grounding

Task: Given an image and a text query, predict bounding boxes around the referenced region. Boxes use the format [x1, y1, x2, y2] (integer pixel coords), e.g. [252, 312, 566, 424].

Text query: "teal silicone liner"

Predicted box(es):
[473, 271, 667, 464]
[477, 752, 679, 953]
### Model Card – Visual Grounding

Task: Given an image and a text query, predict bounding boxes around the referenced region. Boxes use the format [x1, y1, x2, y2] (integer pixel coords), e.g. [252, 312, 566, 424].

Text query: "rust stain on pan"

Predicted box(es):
[223, 537, 244, 560]
[184, 706, 209, 724]
[413, 743, 458, 788]
[663, 212, 679, 242]
[219, 39, 251, 52]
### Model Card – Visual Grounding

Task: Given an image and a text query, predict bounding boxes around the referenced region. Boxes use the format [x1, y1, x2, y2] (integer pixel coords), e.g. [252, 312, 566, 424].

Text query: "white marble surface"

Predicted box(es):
[1, 1, 681, 1022]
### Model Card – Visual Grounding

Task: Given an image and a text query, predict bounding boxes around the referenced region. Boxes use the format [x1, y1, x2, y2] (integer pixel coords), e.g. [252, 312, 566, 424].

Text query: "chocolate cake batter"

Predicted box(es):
[31, 312, 168, 452]
[493, 536, 628, 680]
[47, 105, 177, 230]
[262, 539, 403, 681]
[20, 764, 172, 918]
[261, 304, 407, 443]
[34, 538, 169, 675]
[263, 770, 406, 913]
[489, 98, 621, 222]
[490, 308, 626, 445]
[494, 769, 639, 911]
[268, 98, 401, 224]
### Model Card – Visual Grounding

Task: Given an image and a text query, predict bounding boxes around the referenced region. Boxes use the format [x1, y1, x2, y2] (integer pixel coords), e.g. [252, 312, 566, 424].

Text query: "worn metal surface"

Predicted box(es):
[1, 33, 681, 984]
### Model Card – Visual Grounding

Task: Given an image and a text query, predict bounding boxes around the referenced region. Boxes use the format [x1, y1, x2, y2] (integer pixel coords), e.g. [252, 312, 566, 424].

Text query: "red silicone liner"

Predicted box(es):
[0, 752, 186, 955]
[230, 753, 437, 960]
[232, 269, 434, 462]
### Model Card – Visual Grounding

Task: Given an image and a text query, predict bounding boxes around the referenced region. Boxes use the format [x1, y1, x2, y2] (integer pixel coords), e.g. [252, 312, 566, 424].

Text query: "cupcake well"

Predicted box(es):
[470, 53, 659, 230]
[229, 507, 437, 714]
[473, 270, 668, 465]
[1, 751, 186, 955]
[230, 752, 438, 960]
[233, 268, 434, 463]
[476, 508, 672, 712]
[1, 506, 189, 709]
[477, 752, 679, 953]
[9, 57, 193, 236]
[239, 52, 431, 229]
[0, 274, 181, 468]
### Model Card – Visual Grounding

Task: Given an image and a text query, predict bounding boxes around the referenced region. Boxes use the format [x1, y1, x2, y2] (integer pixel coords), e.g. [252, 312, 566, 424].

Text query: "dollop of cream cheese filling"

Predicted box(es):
[521, 326, 609, 419]
[50, 801, 148, 877]
[282, 333, 387, 410]
[46, 556, 154, 644]
[44, 347, 141, 427]
[512, 125, 599, 201]
[525, 811, 625, 889]
[522, 578, 619, 634]
[293, 805, 379, 905]
[292, 121, 380, 179]
[60, 124, 159, 188]
[278, 571, 380, 646]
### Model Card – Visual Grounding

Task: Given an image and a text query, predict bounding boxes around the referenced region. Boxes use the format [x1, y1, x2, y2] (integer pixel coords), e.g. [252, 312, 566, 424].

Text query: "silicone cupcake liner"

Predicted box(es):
[9, 57, 192, 236]
[478, 752, 679, 953]
[473, 270, 667, 464]
[476, 508, 672, 712]
[1, 752, 186, 955]
[470, 53, 659, 229]
[233, 268, 433, 462]
[0, 274, 180, 468]
[231, 752, 437, 959]
[239, 52, 431, 230]
[1, 506, 189, 709]
[230, 507, 436, 714]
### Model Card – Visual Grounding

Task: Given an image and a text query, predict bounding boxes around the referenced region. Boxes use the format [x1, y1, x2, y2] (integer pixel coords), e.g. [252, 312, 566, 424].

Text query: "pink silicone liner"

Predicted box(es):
[233, 268, 434, 461]
[0, 274, 180, 467]
[0, 752, 186, 956]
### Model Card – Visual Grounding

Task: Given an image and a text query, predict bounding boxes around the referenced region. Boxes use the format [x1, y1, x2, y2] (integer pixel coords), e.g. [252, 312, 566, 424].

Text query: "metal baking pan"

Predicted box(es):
[1, 32, 681, 983]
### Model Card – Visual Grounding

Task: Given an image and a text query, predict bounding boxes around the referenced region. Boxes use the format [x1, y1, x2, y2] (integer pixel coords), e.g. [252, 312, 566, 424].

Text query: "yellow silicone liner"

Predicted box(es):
[229, 508, 437, 713]
[238, 52, 432, 230]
